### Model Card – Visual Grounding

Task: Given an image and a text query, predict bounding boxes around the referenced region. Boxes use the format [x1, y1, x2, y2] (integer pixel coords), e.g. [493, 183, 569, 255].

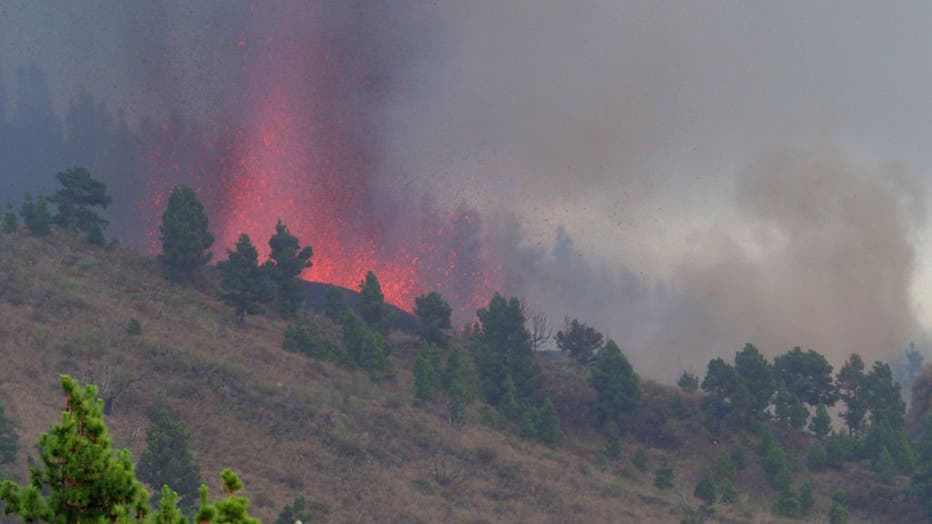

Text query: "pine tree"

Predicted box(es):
[694, 471, 716, 505]
[632, 449, 648, 472]
[677, 371, 699, 393]
[535, 398, 562, 447]
[193, 469, 260, 524]
[137, 406, 203, 508]
[2, 206, 17, 233]
[20, 194, 52, 236]
[472, 294, 543, 408]
[444, 349, 478, 423]
[654, 462, 674, 490]
[358, 271, 394, 335]
[414, 291, 452, 347]
[265, 220, 312, 318]
[323, 287, 347, 322]
[836, 353, 868, 436]
[911, 417, 932, 519]
[798, 482, 815, 517]
[0, 405, 18, 466]
[810, 403, 832, 437]
[217, 234, 272, 325]
[413, 344, 443, 403]
[158, 185, 214, 283]
[589, 340, 639, 427]
[341, 314, 389, 381]
[603, 421, 621, 459]
[0, 376, 150, 523]
[701, 358, 741, 435]
[48, 167, 111, 234]
[555, 318, 604, 365]
[829, 491, 848, 524]
[274, 495, 314, 524]
[734, 343, 774, 427]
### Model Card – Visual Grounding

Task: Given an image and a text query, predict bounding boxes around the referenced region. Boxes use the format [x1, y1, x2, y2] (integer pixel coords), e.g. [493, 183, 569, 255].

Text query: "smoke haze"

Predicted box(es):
[2, 2, 931, 380]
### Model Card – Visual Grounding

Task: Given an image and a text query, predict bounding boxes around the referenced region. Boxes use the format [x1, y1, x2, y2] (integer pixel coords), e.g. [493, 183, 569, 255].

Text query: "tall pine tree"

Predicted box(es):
[158, 185, 214, 283]
[264, 220, 312, 318]
[217, 234, 272, 325]
[137, 406, 203, 508]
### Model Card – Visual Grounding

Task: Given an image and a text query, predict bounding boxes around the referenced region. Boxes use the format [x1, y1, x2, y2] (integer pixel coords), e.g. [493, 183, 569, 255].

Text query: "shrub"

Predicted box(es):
[283, 317, 348, 364]
[603, 421, 621, 460]
[413, 345, 443, 403]
[807, 442, 827, 471]
[693, 471, 716, 505]
[633, 449, 648, 472]
[127, 318, 142, 336]
[718, 479, 737, 504]
[773, 488, 797, 518]
[654, 462, 674, 490]
[798, 482, 815, 517]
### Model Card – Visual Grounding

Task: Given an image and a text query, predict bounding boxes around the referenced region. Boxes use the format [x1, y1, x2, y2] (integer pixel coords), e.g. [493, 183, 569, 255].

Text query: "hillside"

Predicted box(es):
[0, 229, 924, 523]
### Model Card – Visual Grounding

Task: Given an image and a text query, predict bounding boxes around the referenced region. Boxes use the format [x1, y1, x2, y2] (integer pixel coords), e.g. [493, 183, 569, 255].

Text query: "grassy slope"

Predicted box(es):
[0, 230, 920, 523]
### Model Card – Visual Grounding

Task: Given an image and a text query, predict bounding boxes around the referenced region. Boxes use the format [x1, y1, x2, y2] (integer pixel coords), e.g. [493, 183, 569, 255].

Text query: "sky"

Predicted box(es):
[2, 1, 932, 378]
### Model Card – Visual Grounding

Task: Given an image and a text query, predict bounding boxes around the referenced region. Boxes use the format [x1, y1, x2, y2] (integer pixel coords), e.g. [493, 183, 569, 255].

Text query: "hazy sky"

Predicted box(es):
[3, 1, 932, 374]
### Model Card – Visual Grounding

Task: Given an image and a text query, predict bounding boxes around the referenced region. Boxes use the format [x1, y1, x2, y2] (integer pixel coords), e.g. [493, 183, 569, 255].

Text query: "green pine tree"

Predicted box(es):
[654, 462, 674, 490]
[693, 471, 716, 505]
[810, 403, 832, 437]
[413, 344, 443, 403]
[603, 421, 621, 460]
[217, 234, 272, 325]
[20, 194, 52, 236]
[535, 398, 562, 447]
[358, 272, 394, 335]
[414, 291, 452, 347]
[274, 495, 314, 524]
[589, 340, 639, 427]
[48, 167, 111, 234]
[341, 314, 389, 381]
[264, 220, 312, 318]
[444, 349, 478, 423]
[2, 206, 17, 233]
[158, 185, 214, 283]
[0, 405, 18, 467]
[137, 406, 203, 508]
[323, 287, 347, 323]
[798, 482, 815, 517]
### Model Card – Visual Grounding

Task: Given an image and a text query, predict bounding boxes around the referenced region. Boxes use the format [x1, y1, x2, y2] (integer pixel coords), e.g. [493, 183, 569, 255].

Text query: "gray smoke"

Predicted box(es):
[2, 2, 931, 382]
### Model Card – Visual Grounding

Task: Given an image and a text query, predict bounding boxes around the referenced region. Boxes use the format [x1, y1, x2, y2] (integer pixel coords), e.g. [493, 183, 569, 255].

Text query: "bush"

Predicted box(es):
[283, 317, 348, 364]
[413, 345, 443, 403]
[798, 482, 815, 517]
[2, 209, 17, 233]
[730, 445, 745, 470]
[693, 471, 716, 505]
[718, 479, 736, 504]
[633, 449, 648, 472]
[807, 442, 827, 471]
[825, 432, 861, 468]
[0, 405, 18, 466]
[773, 488, 797, 518]
[137, 406, 203, 508]
[654, 462, 674, 490]
[127, 318, 142, 336]
[603, 421, 621, 460]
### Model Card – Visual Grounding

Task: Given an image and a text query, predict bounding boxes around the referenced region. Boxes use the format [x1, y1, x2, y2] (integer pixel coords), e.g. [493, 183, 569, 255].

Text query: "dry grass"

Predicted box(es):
[0, 229, 920, 523]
